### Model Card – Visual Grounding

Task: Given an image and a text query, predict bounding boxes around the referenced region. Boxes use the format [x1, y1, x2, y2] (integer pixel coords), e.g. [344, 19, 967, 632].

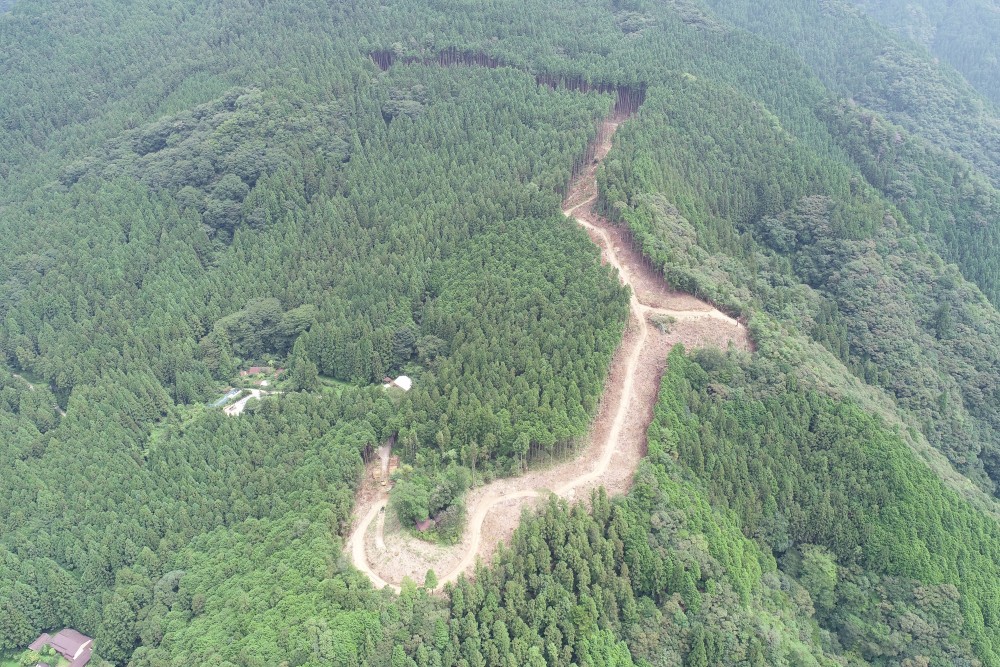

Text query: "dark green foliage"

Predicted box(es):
[654, 347, 999, 664]
[437, 466, 843, 667]
[288, 338, 319, 392]
[602, 72, 1000, 494]
[820, 100, 1000, 306]
[69, 88, 348, 241]
[2, 0, 1000, 665]
[0, 6, 631, 657]
[213, 298, 317, 359]
[397, 219, 626, 477]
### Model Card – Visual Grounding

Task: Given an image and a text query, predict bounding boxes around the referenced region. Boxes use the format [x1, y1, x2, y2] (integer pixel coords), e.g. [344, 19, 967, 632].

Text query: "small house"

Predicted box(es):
[382, 375, 413, 392]
[29, 628, 93, 666]
[415, 518, 436, 532]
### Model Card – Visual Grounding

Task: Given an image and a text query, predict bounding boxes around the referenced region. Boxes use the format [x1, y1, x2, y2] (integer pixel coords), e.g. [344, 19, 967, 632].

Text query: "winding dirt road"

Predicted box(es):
[344, 117, 749, 593]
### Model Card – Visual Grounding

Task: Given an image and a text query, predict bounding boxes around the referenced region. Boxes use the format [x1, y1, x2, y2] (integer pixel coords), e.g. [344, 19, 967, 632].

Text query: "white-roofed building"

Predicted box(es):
[383, 375, 412, 392]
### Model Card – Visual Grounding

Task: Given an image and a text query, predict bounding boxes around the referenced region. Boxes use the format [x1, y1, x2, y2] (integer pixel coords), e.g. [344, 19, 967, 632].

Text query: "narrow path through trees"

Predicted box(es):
[345, 110, 750, 594]
[13, 372, 67, 417]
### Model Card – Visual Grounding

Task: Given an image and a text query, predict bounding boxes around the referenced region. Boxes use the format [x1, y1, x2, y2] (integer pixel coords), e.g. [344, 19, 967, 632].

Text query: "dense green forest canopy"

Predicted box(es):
[704, 0, 1000, 187]
[851, 0, 1000, 107]
[2, 0, 1000, 665]
[647, 348, 997, 666]
[600, 75, 1000, 493]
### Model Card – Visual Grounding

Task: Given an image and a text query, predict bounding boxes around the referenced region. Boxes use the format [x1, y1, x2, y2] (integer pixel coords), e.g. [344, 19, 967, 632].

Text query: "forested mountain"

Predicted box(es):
[705, 0, 1000, 186]
[2, 0, 1000, 665]
[851, 0, 1000, 107]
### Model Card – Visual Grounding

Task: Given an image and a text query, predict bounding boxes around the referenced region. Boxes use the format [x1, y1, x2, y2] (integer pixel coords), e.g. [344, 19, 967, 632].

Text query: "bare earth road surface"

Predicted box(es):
[345, 116, 750, 593]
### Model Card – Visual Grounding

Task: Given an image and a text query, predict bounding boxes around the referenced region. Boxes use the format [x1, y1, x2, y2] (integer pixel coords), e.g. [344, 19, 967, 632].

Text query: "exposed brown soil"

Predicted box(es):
[345, 115, 750, 593]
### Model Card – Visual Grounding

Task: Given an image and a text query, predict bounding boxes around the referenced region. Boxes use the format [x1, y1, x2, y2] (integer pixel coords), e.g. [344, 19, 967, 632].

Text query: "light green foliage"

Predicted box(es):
[390, 465, 471, 541]
[797, 546, 838, 616]
[441, 479, 841, 667]
[392, 477, 432, 525]
[578, 630, 635, 667]
[130, 513, 384, 666]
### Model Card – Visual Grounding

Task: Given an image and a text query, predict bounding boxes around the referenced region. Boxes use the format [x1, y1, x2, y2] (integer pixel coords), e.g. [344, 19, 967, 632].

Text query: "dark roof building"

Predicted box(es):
[28, 628, 93, 667]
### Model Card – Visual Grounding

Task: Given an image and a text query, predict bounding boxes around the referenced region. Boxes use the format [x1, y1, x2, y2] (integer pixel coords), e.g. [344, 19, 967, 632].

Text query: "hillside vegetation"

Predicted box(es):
[2, 0, 1000, 665]
[852, 0, 1000, 107]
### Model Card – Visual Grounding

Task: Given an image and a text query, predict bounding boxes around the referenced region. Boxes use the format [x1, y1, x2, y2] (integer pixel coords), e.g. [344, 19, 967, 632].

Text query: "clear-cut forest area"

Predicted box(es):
[2, 0, 1000, 666]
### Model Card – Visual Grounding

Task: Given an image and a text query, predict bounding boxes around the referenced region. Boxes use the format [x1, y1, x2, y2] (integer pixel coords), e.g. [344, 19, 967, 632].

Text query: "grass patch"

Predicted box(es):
[318, 375, 351, 396]
[6, 366, 47, 388]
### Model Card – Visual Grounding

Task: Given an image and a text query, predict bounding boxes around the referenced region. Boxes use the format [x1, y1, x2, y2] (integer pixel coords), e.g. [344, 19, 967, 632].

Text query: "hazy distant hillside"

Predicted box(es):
[704, 0, 1000, 187]
[852, 0, 1000, 105]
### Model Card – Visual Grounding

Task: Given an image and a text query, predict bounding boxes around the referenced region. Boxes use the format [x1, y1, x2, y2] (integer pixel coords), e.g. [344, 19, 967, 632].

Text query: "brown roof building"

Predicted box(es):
[28, 628, 93, 667]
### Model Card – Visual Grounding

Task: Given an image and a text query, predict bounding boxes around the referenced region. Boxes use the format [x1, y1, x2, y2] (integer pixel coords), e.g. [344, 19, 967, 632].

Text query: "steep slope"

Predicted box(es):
[852, 0, 1000, 106]
[647, 348, 996, 665]
[703, 0, 1000, 186]
[601, 75, 1000, 497]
